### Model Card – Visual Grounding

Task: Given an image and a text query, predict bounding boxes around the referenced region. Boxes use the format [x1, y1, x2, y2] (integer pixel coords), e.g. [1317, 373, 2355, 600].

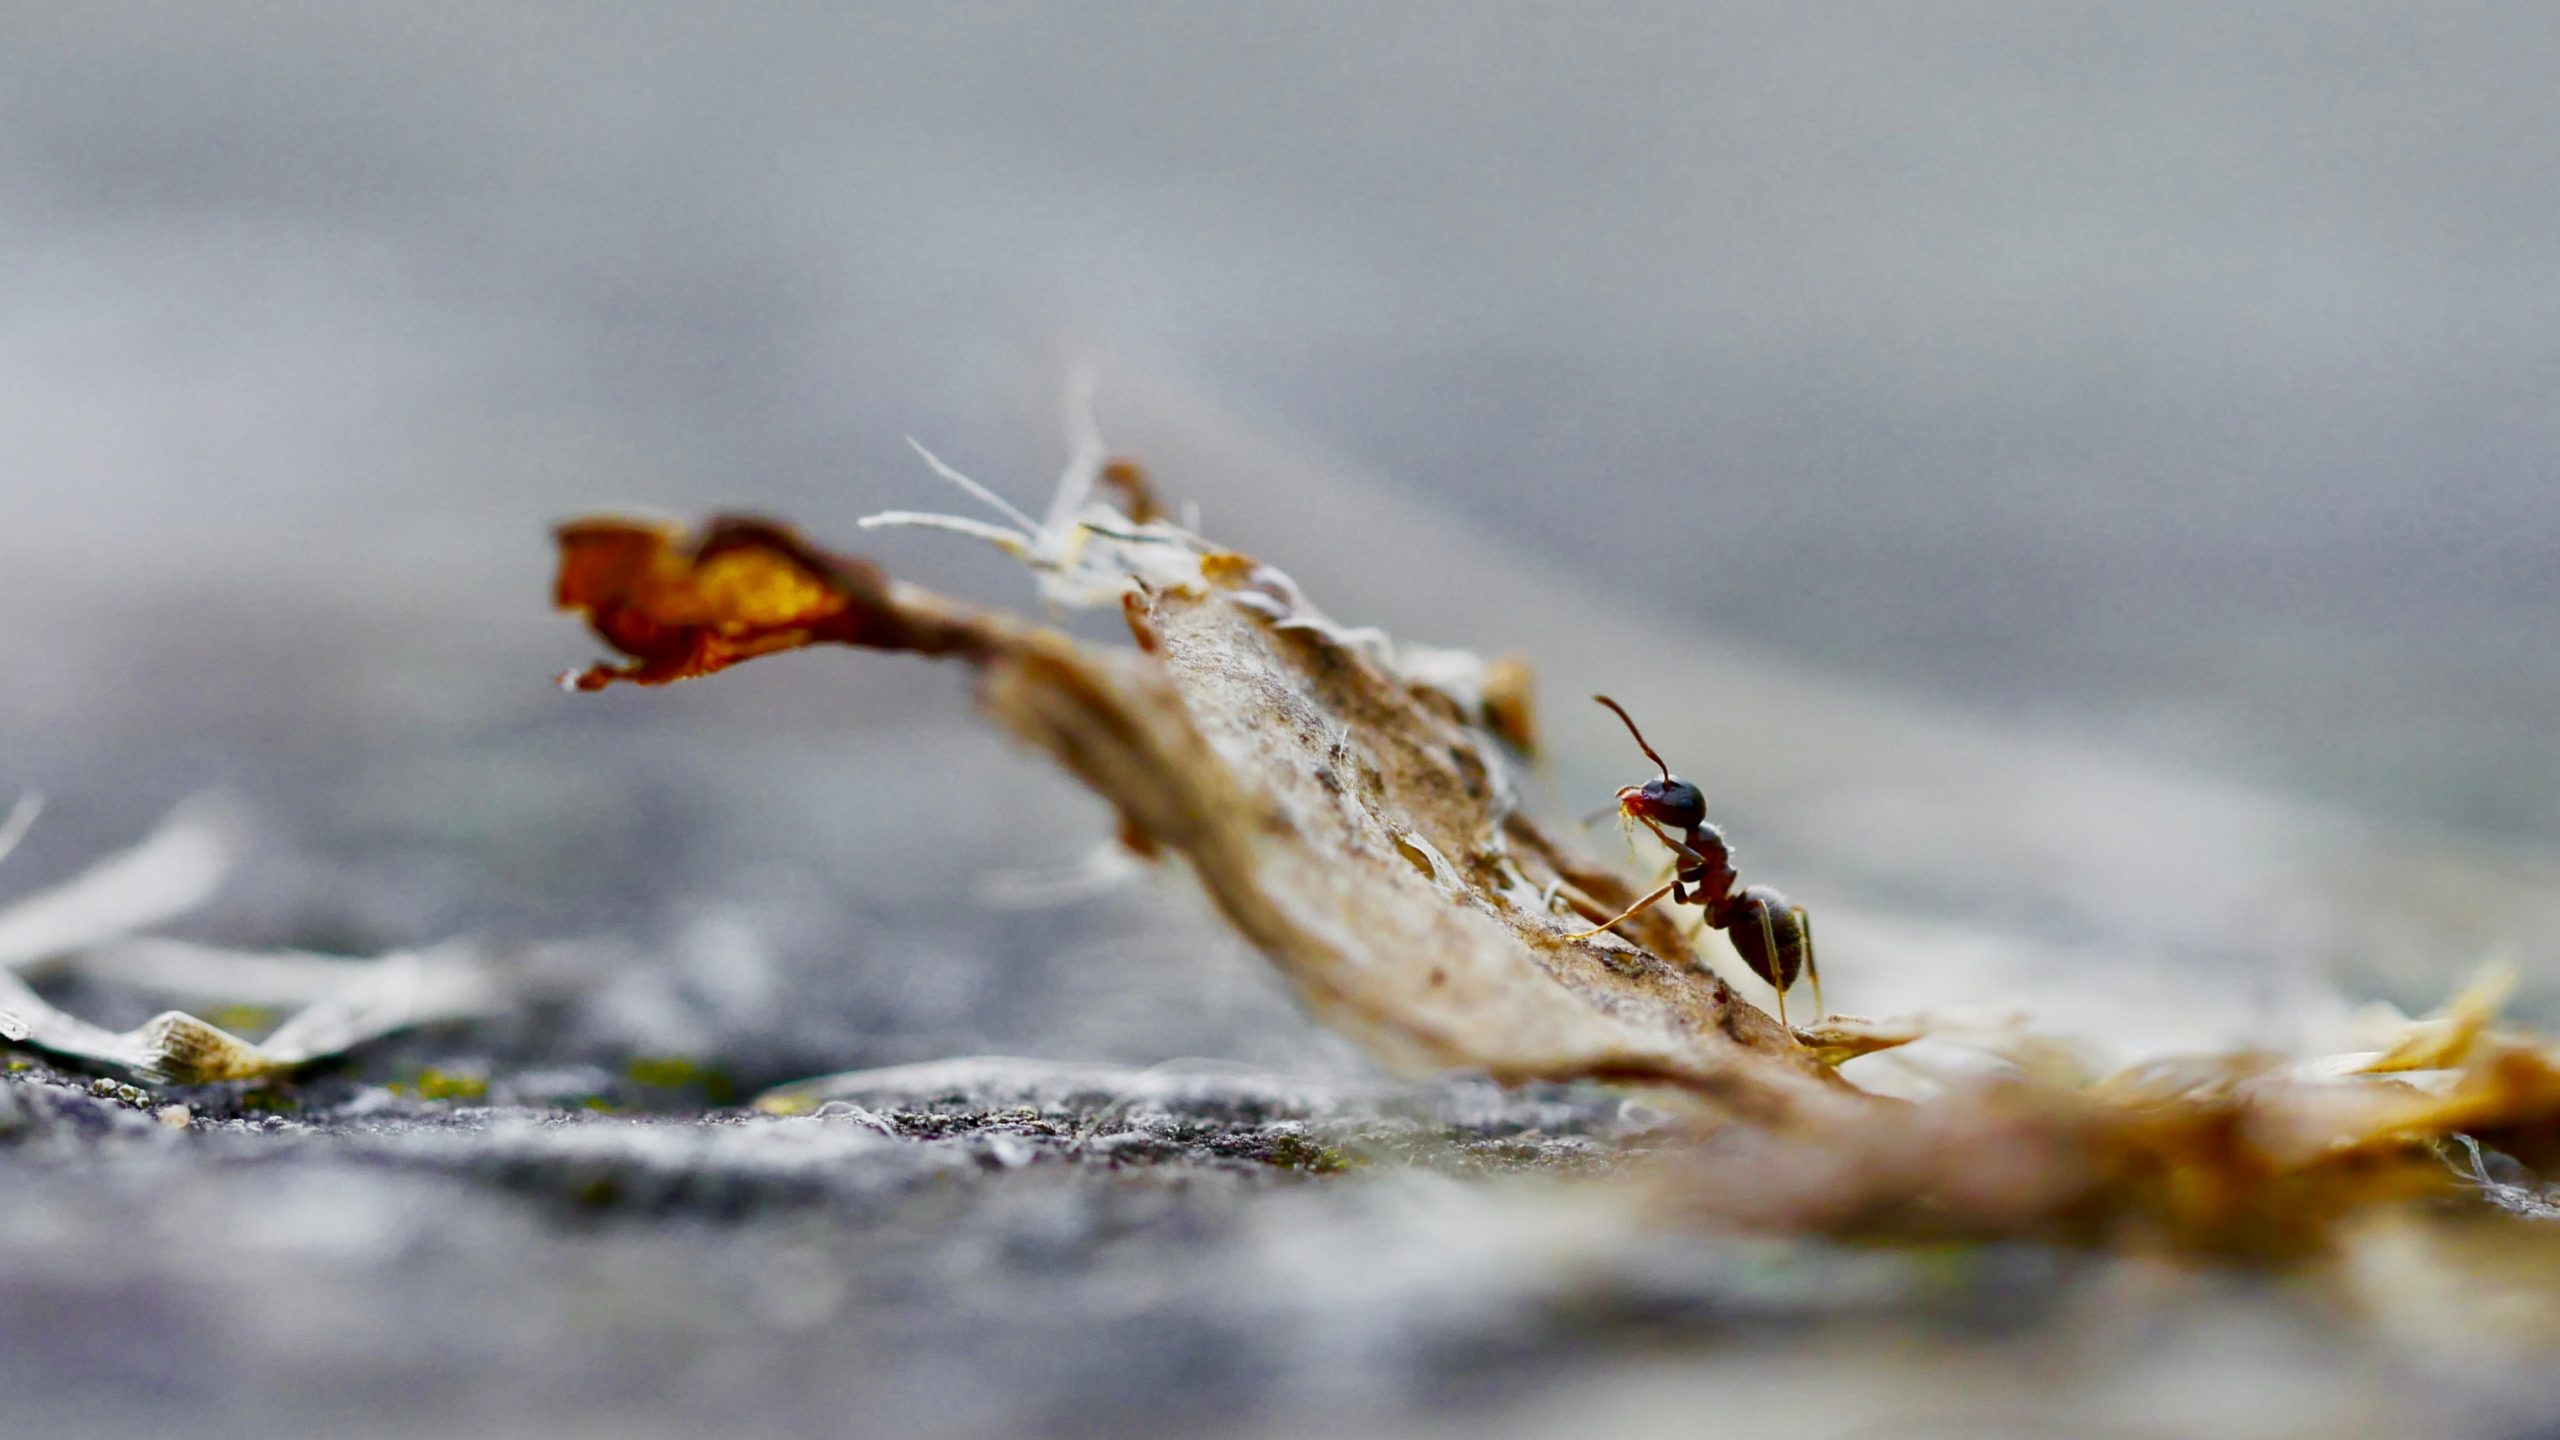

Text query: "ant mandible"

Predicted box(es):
[1567, 695, 1822, 1029]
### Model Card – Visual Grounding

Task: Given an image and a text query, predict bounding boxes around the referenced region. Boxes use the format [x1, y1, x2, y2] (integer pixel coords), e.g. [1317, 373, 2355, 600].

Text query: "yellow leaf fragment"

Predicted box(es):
[2355, 960, 2516, 1075]
[552, 515, 989, 690]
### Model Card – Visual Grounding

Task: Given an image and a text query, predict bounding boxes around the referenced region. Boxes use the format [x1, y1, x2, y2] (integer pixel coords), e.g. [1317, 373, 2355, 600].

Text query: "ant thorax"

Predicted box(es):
[1678, 821, 1737, 894]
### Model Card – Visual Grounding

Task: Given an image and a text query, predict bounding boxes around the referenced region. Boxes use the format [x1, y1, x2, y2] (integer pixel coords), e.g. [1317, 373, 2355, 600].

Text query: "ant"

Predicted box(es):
[1567, 695, 1822, 1029]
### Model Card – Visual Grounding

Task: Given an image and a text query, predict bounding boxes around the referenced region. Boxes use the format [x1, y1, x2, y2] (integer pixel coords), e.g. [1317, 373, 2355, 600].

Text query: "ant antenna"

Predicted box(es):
[1592, 695, 1671, 783]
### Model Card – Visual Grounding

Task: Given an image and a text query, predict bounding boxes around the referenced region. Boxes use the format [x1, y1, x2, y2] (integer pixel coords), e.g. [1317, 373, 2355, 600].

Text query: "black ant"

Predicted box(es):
[1568, 695, 1822, 1029]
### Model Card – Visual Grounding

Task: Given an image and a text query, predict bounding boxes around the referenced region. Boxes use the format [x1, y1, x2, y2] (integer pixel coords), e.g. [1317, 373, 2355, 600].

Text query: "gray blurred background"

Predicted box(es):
[2, 2, 2558, 1063]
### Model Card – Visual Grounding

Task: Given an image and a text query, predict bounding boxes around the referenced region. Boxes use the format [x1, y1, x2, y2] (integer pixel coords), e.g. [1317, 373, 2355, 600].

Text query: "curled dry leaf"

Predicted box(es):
[555, 439, 2560, 1257]
[554, 508, 1860, 1124]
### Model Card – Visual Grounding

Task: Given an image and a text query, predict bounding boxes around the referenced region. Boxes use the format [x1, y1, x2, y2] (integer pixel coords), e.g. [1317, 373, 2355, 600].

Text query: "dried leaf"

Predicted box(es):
[0, 796, 235, 970]
[1647, 1071, 2455, 1258]
[0, 941, 492, 1083]
[556, 484, 1857, 1123]
[1650, 973, 2560, 1256]
[0, 805, 497, 1083]
[552, 428, 2560, 1257]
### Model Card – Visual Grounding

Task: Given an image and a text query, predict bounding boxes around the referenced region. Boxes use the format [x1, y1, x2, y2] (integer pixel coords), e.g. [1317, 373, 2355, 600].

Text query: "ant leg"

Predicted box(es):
[1757, 905, 1789, 1031]
[1640, 817, 1709, 868]
[1795, 906, 1821, 1021]
[1564, 879, 1679, 940]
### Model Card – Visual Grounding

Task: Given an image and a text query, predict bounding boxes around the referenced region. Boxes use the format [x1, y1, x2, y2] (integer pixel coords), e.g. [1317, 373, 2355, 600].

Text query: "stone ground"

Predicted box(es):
[2, 1048, 2513, 1440]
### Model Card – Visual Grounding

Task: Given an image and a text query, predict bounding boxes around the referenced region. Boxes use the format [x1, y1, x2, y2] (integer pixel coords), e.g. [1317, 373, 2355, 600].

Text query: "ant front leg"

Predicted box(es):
[1639, 817, 1708, 869]
[1563, 878, 1679, 941]
[1566, 815, 1704, 940]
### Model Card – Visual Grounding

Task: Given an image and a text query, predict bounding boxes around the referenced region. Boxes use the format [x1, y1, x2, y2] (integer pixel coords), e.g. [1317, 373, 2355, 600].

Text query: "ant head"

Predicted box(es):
[1592, 694, 1707, 832]
[1619, 776, 1706, 832]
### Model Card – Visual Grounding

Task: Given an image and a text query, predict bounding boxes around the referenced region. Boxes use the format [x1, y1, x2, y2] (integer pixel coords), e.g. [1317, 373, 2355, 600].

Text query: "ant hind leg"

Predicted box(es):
[1757, 906, 1788, 1031]
[1794, 906, 1821, 1022]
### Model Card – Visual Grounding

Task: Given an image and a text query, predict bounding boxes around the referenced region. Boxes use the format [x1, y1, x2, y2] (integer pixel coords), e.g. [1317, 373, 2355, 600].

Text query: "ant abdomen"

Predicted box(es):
[1721, 885, 1811, 995]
